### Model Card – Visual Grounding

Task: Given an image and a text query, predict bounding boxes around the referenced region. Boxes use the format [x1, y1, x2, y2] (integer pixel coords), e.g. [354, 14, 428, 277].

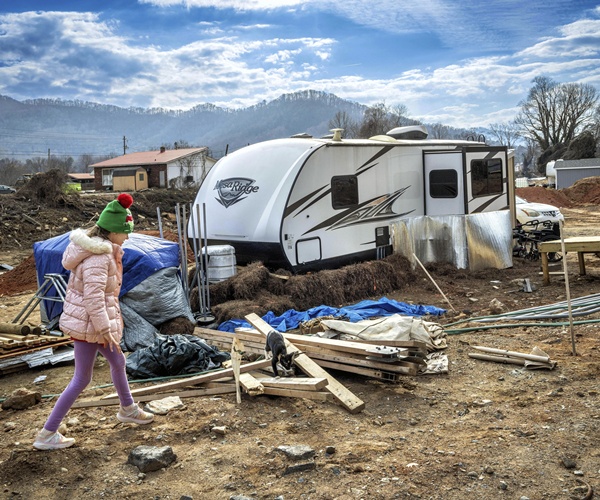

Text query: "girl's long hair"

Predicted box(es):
[86, 225, 111, 240]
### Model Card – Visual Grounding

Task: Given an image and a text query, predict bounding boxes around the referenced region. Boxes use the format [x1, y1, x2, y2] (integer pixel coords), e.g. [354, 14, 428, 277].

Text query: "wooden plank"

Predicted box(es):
[239, 372, 264, 396]
[194, 327, 428, 354]
[0, 339, 73, 360]
[73, 383, 237, 408]
[245, 313, 365, 414]
[250, 373, 329, 391]
[261, 387, 331, 401]
[315, 359, 399, 382]
[102, 358, 272, 399]
[298, 349, 418, 375]
[204, 334, 417, 377]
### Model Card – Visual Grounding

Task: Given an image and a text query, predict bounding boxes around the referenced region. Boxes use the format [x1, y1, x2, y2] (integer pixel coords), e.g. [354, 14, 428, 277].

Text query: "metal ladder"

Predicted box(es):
[12, 273, 68, 325]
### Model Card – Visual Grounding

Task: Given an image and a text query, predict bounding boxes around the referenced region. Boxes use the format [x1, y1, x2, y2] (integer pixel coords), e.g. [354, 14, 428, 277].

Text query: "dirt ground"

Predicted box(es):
[0, 184, 599, 500]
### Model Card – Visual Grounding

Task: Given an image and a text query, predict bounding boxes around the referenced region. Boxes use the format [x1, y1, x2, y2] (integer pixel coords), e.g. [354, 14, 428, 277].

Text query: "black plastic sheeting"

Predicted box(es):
[125, 333, 230, 379]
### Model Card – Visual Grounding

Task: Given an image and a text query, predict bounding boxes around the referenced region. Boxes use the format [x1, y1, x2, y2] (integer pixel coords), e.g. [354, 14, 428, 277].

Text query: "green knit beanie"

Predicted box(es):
[96, 193, 134, 234]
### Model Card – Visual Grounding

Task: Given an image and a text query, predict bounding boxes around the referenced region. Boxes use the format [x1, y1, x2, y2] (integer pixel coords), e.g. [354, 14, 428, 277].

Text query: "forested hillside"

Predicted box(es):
[0, 91, 366, 160]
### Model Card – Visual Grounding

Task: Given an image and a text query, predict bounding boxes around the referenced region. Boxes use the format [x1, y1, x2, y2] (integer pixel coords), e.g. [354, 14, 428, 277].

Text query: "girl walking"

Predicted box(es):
[33, 193, 154, 451]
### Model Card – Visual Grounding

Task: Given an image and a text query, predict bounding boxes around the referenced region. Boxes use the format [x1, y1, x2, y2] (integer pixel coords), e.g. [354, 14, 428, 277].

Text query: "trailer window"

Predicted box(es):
[429, 169, 458, 198]
[471, 159, 502, 197]
[331, 175, 358, 209]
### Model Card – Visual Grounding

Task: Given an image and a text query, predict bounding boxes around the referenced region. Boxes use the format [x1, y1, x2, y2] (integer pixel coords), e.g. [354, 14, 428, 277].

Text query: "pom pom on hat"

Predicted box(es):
[97, 193, 134, 234]
[117, 193, 133, 209]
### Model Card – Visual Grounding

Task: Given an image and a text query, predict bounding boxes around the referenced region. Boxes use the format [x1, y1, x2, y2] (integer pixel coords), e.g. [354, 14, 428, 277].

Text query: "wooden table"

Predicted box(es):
[539, 236, 600, 285]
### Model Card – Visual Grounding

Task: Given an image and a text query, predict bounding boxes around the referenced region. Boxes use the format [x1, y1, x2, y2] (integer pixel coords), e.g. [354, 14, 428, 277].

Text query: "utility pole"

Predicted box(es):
[123, 136, 128, 155]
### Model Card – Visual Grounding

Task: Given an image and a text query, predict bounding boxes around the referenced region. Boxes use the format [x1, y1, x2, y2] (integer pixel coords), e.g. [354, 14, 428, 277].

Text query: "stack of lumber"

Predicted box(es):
[196, 326, 428, 380]
[0, 323, 72, 361]
[71, 315, 427, 414]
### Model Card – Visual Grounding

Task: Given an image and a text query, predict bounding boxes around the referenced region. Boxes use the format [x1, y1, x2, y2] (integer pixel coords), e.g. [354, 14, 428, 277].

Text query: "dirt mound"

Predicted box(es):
[517, 177, 600, 208]
[0, 254, 38, 296]
[515, 186, 574, 208]
[563, 176, 600, 205]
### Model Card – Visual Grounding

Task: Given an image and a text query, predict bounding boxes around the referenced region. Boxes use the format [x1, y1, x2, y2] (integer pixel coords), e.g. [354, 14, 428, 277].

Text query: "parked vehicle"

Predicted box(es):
[0, 185, 16, 194]
[515, 195, 564, 228]
[513, 219, 562, 262]
[189, 126, 511, 272]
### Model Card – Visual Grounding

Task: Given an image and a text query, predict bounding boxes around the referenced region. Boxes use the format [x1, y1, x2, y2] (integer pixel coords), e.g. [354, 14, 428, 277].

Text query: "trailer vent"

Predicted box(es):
[291, 132, 313, 139]
[386, 125, 428, 140]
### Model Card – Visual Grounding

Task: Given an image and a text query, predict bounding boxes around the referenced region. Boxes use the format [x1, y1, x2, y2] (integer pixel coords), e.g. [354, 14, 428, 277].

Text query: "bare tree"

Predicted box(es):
[428, 123, 450, 139]
[488, 122, 521, 148]
[388, 104, 409, 127]
[328, 111, 358, 138]
[515, 76, 599, 152]
[521, 138, 541, 177]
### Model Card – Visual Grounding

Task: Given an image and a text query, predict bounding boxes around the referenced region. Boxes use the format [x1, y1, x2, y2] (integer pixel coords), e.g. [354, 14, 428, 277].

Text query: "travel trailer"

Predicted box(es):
[189, 126, 511, 272]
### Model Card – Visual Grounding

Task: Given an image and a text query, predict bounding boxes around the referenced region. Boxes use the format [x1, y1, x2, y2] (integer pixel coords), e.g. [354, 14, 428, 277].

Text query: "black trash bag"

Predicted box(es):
[125, 334, 230, 380]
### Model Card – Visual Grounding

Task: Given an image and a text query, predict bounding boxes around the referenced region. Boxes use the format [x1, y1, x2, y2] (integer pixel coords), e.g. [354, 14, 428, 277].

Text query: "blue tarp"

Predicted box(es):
[217, 296, 446, 333]
[33, 232, 180, 321]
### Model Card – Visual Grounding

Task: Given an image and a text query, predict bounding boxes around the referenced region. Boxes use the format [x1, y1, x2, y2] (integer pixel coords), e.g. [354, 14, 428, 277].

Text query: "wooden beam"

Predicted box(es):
[73, 383, 237, 408]
[102, 359, 272, 399]
[245, 313, 365, 414]
[239, 372, 264, 396]
[250, 373, 329, 391]
[261, 387, 331, 401]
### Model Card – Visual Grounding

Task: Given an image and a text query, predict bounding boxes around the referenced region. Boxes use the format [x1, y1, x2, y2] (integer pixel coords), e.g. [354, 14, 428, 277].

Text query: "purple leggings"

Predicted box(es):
[43, 340, 134, 432]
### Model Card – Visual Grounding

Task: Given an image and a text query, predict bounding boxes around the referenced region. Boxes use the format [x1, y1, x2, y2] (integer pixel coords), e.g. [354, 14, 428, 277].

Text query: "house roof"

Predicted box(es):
[90, 148, 207, 168]
[554, 158, 600, 169]
[113, 167, 144, 177]
[68, 173, 95, 180]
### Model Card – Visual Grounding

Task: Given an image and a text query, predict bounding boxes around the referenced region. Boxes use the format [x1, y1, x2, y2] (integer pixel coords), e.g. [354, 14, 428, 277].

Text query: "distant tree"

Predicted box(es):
[25, 157, 47, 173]
[521, 138, 541, 177]
[515, 76, 599, 166]
[328, 111, 358, 138]
[563, 130, 597, 159]
[585, 105, 600, 156]
[356, 102, 412, 138]
[428, 123, 450, 139]
[0, 158, 28, 185]
[388, 104, 409, 128]
[76, 154, 111, 173]
[488, 122, 521, 148]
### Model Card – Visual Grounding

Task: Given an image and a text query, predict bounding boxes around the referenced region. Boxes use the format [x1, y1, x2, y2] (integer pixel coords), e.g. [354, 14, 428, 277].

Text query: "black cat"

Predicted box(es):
[265, 330, 299, 377]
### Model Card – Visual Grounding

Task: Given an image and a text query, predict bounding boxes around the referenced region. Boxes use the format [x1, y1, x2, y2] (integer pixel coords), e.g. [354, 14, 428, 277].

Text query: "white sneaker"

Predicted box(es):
[33, 429, 75, 450]
[117, 403, 154, 425]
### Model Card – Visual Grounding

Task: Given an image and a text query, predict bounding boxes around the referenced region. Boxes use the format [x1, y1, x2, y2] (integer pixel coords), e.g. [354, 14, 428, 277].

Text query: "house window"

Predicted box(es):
[471, 159, 502, 197]
[331, 175, 358, 209]
[138, 173, 144, 181]
[429, 169, 458, 198]
[102, 169, 114, 187]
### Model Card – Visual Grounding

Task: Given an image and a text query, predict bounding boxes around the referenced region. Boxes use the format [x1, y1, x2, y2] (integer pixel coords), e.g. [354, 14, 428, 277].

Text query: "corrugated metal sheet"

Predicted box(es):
[391, 211, 513, 271]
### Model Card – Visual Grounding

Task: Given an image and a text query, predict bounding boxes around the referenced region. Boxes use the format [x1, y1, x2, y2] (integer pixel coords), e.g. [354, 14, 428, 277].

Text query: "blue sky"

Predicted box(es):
[0, 1, 599, 128]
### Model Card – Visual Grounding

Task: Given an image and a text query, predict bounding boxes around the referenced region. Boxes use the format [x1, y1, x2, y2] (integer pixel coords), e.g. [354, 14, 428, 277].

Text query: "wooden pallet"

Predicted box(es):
[0, 332, 72, 358]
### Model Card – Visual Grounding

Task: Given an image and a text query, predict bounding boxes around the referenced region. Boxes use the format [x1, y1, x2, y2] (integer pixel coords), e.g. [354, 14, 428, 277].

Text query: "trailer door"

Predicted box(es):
[423, 151, 465, 216]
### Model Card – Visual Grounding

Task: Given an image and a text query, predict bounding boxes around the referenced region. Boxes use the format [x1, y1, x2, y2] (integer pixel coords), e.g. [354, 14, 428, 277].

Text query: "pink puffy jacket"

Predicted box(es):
[59, 228, 124, 344]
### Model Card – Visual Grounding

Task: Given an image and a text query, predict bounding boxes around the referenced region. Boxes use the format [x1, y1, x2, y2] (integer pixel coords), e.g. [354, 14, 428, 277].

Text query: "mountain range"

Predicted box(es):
[0, 90, 493, 165]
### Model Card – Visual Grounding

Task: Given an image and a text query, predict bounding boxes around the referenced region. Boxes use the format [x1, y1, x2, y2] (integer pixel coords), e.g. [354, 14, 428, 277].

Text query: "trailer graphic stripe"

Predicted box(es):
[284, 146, 395, 219]
[301, 187, 414, 234]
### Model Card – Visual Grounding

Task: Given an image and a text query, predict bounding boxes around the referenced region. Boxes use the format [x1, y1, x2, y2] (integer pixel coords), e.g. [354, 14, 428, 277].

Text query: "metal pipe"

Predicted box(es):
[181, 203, 190, 303]
[189, 203, 204, 316]
[195, 203, 207, 318]
[202, 202, 211, 313]
[156, 207, 163, 238]
[174, 203, 187, 300]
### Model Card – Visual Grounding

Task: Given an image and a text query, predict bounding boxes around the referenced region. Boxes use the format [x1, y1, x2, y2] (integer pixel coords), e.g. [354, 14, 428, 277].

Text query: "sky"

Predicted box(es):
[0, 1, 599, 129]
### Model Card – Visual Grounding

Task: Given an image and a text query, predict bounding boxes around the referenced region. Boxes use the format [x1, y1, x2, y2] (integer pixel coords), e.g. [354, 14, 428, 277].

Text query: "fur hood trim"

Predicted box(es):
[69, 228, 113, 254]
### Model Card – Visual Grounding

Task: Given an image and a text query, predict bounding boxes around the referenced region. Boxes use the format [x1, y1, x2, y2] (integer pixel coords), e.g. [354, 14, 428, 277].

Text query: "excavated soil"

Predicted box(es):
[0, 182, 599, 500]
